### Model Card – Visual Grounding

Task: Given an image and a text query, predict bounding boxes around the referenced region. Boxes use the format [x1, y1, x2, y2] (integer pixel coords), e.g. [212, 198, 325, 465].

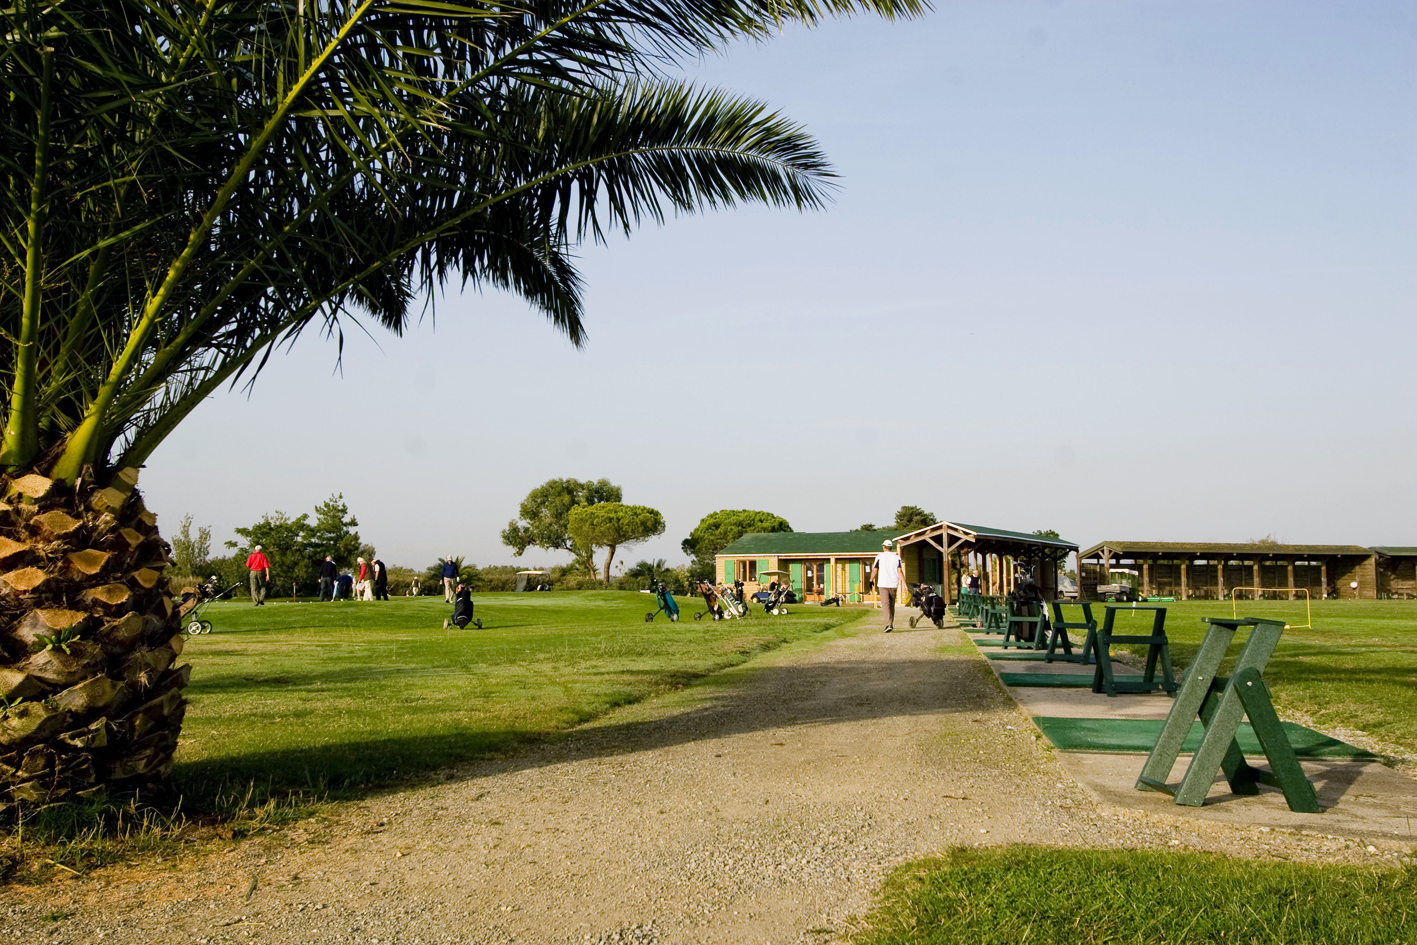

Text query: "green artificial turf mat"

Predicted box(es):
[997, 672, 1134, 688]
[1031, 716, 1379, 759]
[985, 651, 1049, 660]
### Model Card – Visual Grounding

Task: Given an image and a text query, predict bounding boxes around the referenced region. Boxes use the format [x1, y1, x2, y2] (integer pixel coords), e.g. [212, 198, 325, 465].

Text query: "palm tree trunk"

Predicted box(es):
[0, 468, 187, 810]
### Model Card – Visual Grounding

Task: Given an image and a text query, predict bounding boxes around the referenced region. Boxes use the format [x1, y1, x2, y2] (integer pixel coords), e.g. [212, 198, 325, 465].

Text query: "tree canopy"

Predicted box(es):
[682, 509, 791, 577]
[502, 478, 621, 574]
[308, 494, 364, 566]
[893, 506, 935, 530]
[568, 503, 665, 584]
[170, 514, 212, 576]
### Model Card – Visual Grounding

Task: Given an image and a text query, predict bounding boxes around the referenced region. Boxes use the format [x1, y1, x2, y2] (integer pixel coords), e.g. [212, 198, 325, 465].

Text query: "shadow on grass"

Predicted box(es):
[171, 651, 1004, 813]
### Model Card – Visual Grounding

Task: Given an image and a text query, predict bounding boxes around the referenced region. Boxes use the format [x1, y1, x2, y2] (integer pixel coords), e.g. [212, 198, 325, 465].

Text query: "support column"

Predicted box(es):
[1142, 560, 1152, 597]
[1217, 561, 1226, 600]
[1321, 560, 1328, 599]
[1179, 561, 1188, 600]
[1253, 561, 1262, 596]
[943, 543, 952, 606]
[1287, 560, 1295, 593]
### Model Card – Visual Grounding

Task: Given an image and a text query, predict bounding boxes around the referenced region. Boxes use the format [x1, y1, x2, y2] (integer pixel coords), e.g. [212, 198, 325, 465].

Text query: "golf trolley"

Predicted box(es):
[693, 581, 747, 621]
[908, 583, 947, 629]
[180, 575, 242, 634]
[645, 581, 680, 622]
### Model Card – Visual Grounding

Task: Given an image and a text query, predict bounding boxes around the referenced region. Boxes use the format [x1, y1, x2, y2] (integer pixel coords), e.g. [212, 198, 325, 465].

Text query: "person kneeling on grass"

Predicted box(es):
[444, 583, 482, 629]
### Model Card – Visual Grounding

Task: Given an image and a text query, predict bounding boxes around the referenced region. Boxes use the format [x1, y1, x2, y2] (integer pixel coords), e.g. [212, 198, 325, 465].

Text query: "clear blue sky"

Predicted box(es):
[143, 1, 1417, 571]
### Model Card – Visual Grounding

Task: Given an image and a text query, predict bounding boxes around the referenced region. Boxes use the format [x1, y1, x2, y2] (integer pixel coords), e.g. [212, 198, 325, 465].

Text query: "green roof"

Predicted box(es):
[719, 522, 1077, 557]
[950, 522, 1077, 551]
[1371, 547, 1417, 557]
[718, 530, 912, 557]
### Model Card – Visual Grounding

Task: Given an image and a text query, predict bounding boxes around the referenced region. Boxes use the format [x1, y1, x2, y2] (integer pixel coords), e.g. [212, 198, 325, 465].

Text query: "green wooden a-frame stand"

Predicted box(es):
[1135, 617, 1320, 813]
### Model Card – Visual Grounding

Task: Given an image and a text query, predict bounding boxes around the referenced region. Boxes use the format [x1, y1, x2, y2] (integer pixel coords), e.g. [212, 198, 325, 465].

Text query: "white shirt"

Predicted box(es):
[872, 551, 903, 589]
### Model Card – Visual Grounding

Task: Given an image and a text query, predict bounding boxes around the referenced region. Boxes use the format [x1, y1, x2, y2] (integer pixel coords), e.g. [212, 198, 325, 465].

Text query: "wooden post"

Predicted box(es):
[1217, 560, 1226, 600]
[1287, 560, 1295, 592]
[1253, 561, 1262, 596]
[1180, 561, 1188, 600]
[1142, 560, 1152, 597]
[1320, 560, 1328, 599]
[943, 541, 952, 606]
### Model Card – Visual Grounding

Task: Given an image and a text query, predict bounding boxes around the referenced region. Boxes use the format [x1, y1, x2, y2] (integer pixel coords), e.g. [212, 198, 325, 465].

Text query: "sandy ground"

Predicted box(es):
[3, 615, 1412, 944]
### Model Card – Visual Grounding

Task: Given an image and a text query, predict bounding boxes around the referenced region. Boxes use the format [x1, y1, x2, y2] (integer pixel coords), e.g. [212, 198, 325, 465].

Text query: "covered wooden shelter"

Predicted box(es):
[893, 521, 1078, 605]
[1078, 541, 1379, 600]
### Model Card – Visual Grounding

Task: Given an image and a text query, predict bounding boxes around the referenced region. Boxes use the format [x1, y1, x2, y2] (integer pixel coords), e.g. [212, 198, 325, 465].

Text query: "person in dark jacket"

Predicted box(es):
[318, 556, 338, 601]
[372, 558, 389, 600]
[445, 583, 481, 629]
[334, 573, 354, 600]
[442, 556, 458, 602]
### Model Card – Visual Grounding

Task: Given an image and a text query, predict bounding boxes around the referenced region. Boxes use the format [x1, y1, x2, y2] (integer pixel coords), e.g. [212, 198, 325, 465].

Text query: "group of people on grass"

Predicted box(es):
[242, 547, 480, 629]
[242, 546, 389, 605]
[317, 554, 389, 601]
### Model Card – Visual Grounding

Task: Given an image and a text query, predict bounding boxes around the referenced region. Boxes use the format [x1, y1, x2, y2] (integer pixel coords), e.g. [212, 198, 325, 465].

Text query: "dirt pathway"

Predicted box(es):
[1, 616, 1365, 944]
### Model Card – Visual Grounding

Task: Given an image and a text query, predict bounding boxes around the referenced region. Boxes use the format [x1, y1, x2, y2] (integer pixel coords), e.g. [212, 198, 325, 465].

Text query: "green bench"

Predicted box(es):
[1092, 605, 1176, 697]
[1001, 599, 1047, 649]
[1045, 600, 1097, 664]
[1136, 616, 1319, 813]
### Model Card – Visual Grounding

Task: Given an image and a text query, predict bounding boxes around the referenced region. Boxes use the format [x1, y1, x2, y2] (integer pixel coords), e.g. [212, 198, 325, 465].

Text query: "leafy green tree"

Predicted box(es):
[0, 0, 923, 806]
[568, 503, 666, 585]
[227, 512, 314, 597]
[855, 523, 880, 532]
[308, 494, 363, 568]
[682, 510, 791, 576]
[170, 514, 212, 577]
[503, 478, 621, 575]
[1032, 529, 1062, 540]
[893, 506, 935, 530]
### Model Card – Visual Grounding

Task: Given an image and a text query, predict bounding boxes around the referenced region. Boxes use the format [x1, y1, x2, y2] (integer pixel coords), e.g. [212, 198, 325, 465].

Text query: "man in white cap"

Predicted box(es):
[245, 544, 271, 606]
[871, 538, 908, 633]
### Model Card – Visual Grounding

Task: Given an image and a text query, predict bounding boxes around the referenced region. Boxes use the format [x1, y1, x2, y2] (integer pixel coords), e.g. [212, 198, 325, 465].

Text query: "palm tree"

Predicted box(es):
[0, 0, 925, 808]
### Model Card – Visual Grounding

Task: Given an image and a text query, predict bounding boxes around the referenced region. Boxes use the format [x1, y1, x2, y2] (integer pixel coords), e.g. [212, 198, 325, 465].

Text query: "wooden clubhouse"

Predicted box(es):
[717, 521, 1078, 604]
[1079, 541, 1417, 600]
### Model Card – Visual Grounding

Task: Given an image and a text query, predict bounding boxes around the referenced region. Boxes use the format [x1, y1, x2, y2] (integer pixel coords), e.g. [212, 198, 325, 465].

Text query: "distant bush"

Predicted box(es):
[386, 566, 420, 596]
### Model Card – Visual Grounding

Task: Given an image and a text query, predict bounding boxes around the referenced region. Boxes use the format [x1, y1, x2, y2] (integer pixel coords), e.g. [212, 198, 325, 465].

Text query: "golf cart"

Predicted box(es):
[1095, 568, 1140, 602]
[515, 570, 548, 592]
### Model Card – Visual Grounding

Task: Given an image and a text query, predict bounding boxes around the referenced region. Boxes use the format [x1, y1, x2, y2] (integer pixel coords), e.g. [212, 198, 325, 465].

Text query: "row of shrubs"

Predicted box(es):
[168, 562, 699, 599]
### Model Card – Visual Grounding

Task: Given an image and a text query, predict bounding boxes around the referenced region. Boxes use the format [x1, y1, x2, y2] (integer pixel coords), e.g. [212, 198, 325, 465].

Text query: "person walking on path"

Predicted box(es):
[870, 538, 907, 633]
[442, 556, 458, 602]
[246, 545, 271, 606]
[372, 558, 389, 600]
[318, 555, 338, 601]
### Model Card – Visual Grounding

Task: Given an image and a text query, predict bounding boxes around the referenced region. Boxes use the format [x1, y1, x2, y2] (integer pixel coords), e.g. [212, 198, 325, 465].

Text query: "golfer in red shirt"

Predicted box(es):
[246, 545, 271, 606]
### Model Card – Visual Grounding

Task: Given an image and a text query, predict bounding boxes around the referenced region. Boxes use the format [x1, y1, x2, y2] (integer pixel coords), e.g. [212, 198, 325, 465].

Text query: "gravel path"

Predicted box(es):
[3, 615, 1401, 944]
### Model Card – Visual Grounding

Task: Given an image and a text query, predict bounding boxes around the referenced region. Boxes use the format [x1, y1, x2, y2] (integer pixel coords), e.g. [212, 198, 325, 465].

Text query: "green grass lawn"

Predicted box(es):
[171, 591, 862, 807]
[1095, 599, 1417, 754]
[855, 846, 1417, 945]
